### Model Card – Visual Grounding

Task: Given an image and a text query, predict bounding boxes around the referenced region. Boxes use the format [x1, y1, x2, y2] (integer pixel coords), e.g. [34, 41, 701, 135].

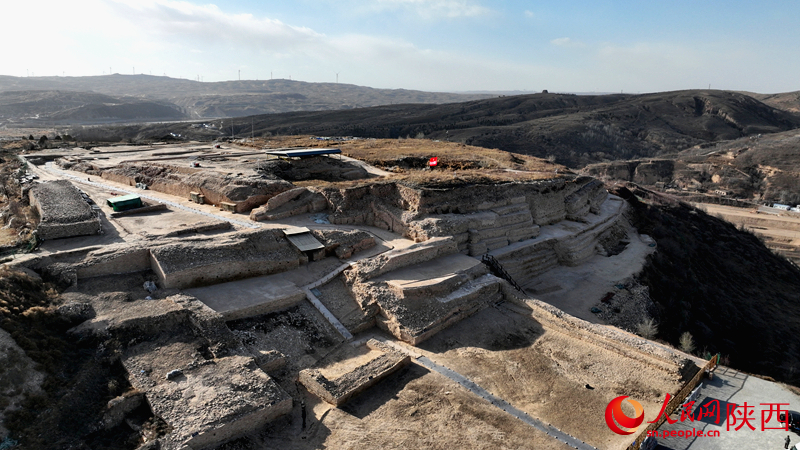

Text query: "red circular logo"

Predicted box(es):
[605, 396, 645, 435]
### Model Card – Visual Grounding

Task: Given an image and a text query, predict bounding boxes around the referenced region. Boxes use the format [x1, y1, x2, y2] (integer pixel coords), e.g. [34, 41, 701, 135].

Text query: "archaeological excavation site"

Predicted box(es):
[2, 137, 713, 450]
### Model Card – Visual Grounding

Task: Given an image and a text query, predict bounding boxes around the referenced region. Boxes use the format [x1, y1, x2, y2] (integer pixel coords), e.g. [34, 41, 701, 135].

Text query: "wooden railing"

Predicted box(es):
[626, 354, 720, 450]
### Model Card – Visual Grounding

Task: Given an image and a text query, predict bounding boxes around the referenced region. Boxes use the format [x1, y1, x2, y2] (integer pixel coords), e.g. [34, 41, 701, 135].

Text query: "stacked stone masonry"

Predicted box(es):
[29, 180, 101, 239]
[299, 339, 410, 406]
[307, 177, 606, 257]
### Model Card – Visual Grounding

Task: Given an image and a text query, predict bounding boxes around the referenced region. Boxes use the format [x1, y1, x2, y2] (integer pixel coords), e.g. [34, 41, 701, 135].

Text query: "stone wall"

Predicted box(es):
[74, 246, 152, 279]
[149, 229, 304, 289]
[317, 177, 605, 258]
[28, 180, 101, 240]
[249, 187, 327, 221]
[564, 177, 608, 220]
[348, 237, 458, 282]
[98, 163, 293, 212]
[347, 247, 504, 344]
[491, 197, 627, 285]
[299, 339, 410, 406]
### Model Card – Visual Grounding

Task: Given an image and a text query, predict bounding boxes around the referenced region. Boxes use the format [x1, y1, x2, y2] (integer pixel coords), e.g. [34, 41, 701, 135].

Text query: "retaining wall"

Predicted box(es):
[319, 177, 605, 258]
[299, 339, 410, 406]
[75, 247, 152, 279]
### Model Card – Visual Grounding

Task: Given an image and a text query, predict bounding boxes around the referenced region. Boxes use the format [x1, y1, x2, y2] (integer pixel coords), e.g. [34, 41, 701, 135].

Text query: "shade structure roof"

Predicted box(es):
[265, 148, 341, 158]
[283, 226, 325, 252]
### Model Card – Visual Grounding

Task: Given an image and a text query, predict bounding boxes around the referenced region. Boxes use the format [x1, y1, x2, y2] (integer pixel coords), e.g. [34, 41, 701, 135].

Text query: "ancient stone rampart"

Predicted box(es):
[74, 246, 152, 279]
[312, 177, 605, 257]
[149, 229, 304, 289]
[348, 237, 458, 282]
[28, 180, 100, 239]
[347, 247, 504, 344]
[491, 197, 626, 283]
[98, 163, 293, 212]
[249, 187, 327, 221]
[299, 339, 410, 406]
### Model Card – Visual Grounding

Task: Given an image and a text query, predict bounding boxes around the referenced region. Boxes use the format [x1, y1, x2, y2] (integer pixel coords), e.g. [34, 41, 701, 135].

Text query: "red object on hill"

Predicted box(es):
[429, 157, 438, 167]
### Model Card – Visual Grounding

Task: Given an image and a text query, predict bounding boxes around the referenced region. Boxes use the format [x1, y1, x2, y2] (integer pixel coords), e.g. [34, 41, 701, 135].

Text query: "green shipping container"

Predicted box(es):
[106, 194, 143, 212]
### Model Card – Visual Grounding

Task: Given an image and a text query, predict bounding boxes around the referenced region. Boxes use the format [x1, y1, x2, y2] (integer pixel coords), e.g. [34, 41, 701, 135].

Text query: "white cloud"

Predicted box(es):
[107, 0, 323, 50]
[524, 10, 535, 18]
[370, 0, 493, 19]
[550, 37, 585, 48]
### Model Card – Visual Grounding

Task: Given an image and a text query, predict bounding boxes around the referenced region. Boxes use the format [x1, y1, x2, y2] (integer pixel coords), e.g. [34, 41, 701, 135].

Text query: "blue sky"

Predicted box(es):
[3, 0, 799, 93]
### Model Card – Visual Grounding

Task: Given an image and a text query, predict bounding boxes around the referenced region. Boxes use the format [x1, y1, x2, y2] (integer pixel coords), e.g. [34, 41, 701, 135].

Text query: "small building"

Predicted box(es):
[107, 194, 143, 212]
[773, 203, 791, 211]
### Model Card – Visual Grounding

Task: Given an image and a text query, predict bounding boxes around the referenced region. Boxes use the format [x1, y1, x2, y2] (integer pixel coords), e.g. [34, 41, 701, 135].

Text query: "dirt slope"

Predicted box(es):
[616, 186, 800, 386]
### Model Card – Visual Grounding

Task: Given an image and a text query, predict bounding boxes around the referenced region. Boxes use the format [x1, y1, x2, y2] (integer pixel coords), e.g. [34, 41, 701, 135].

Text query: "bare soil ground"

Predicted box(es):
[222, 364, 574, 450]
[695, 203, 800, 262]
[240, 136, 566, 187]
[214, 300, 685, 450]
[417, 303, 681, 450]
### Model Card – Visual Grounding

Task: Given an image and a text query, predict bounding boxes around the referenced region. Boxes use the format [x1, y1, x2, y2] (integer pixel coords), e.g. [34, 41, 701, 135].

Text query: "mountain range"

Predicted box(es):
[84, 88, 800, 168]
[0, 74, 493, 125]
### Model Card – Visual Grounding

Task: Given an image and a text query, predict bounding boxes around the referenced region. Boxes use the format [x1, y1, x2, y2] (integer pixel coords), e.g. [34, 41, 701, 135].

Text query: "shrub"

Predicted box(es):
[636, 318, 658, 339]
[679, 332, 696, 354]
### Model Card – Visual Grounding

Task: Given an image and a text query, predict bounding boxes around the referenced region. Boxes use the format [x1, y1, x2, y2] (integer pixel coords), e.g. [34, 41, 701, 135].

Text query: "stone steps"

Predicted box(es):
[499, 245, 560, 281]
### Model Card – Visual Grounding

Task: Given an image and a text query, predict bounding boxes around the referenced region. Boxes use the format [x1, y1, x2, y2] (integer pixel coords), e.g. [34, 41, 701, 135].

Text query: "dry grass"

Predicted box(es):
[245, 136, 567, 188]
[395, 168, 560, 187]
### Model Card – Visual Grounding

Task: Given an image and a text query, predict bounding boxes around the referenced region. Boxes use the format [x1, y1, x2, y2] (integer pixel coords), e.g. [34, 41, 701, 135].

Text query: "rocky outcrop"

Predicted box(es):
[584, 160, 675, 186]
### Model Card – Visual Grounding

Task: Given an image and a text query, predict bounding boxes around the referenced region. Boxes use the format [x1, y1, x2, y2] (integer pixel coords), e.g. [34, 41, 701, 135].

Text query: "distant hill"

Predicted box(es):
[0, 74, 493, 124]
[107, 89, 800, 168]
[585, 128, 800, 205]
[0, 90, 186, 124]
[741, 90, 800, 113]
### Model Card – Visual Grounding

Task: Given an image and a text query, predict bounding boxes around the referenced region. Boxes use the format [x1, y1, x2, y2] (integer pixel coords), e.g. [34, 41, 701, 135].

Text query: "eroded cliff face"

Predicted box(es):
[584, 160, 675, 186]
[315, 176, 608, 256]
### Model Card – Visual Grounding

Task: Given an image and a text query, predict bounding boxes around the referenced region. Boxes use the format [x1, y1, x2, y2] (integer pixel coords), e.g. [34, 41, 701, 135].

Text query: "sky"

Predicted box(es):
[2, 0, 799, 93]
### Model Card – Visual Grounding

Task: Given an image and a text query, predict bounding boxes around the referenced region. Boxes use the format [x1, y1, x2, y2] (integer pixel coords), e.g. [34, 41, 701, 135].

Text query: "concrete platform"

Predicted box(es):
[184, 273, 306, 320]
[655, 366, 800, 450]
